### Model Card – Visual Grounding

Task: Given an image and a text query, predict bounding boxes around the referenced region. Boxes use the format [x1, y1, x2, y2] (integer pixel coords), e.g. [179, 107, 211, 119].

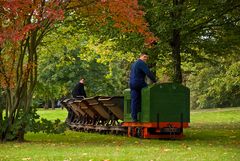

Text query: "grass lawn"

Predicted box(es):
[0, 107, 239, 161]
[36, 108, 68, 121]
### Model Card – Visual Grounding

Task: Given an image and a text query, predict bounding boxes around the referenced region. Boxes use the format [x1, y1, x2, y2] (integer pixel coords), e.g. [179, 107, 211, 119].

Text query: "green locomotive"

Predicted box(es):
[123, 83, 190, 138]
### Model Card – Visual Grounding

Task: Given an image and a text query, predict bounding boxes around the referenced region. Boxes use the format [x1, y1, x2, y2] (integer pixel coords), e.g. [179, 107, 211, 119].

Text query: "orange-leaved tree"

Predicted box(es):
[0, 0, 65, 141]
[68, 0, 157, 46]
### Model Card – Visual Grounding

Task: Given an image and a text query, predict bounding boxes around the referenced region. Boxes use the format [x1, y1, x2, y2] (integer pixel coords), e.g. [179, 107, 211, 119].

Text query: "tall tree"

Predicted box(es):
[140, 0, 240, 83]
[0, 0, 65, 141]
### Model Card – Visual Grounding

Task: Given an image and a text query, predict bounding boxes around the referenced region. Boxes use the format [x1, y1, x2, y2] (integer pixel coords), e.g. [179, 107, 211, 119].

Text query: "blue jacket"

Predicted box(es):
[130, 59, 156, 89]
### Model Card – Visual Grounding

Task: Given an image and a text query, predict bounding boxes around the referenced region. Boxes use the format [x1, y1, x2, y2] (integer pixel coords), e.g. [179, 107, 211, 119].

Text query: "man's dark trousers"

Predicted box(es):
[130, 82, 147, 121]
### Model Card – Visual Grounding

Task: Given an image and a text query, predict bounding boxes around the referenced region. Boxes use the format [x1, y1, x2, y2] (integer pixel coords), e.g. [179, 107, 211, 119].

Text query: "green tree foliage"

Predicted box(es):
[186, 53, 240, 109]
[140, 0, 240, 83]
[35, 17, 135, 104]
[135, 0, 240, 108]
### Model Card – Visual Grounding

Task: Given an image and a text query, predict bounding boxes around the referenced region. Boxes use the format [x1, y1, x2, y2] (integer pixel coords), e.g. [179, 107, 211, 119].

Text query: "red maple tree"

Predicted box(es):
[0, 0, 65, 141]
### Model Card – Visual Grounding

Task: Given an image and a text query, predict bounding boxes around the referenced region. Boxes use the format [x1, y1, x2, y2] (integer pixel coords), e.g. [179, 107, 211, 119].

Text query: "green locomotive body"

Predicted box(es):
[123, 83, 190, 138]
[124, 83, 190, 123]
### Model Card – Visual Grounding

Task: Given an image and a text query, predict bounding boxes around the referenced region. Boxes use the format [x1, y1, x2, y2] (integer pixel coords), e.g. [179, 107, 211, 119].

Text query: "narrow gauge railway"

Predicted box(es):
[61, 83, 190, 139]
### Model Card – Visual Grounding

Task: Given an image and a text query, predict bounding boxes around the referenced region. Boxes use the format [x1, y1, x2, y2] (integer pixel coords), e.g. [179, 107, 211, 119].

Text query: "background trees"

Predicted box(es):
[187, 53, 240, 109]
[140, 0, 240, 81]
[36, 17, 135, 102]
[138, 0, 240, 108]
[35, 0, 240, 109]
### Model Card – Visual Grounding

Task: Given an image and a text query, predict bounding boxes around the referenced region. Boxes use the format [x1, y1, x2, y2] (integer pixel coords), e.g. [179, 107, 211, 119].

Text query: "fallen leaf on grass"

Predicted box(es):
[182, 143, 191, 149]
[116, 147, 120, 151]
[163, 149, 171, 152]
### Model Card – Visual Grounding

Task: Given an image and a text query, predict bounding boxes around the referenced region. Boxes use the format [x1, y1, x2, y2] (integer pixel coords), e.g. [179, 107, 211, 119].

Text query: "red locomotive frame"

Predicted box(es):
[122, 122, 189, 139]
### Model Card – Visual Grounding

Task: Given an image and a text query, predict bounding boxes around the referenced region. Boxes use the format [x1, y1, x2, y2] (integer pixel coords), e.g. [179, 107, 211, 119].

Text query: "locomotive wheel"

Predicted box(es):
[136, 127, 144, 138]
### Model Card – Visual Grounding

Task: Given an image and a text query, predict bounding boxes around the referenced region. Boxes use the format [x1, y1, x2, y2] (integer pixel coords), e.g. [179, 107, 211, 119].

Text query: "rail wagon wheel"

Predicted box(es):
[130, 127, 137, 137]
[99, 130, 103, 134]
[120, 130, 127, 136]
[110, 130, 114, 135]
[99, 130, 107, 135]
[105, 130, 110, 134]
[115, 130, 119, 135]
[129, 127, 133, 136]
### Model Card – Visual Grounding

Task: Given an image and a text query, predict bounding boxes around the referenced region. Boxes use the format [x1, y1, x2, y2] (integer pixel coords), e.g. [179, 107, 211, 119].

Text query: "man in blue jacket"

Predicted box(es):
[130, 53, 156, 122]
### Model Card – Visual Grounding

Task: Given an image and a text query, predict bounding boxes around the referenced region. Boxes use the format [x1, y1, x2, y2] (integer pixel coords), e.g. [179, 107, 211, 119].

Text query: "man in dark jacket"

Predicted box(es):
[72, 78, 87, 98]
[130, 53, 156, 122]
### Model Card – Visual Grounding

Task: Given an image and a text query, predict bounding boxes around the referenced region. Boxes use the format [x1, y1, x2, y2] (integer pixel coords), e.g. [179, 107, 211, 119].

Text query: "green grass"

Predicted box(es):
[0, 107, 240, 161]
[36, 108, 68, 121]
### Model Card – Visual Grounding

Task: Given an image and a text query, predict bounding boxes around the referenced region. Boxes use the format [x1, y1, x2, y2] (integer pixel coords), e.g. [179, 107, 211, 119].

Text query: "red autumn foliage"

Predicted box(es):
[0, 0, 64, 46]
[97, 0, 157, 46]
[0, 0, 65, 89]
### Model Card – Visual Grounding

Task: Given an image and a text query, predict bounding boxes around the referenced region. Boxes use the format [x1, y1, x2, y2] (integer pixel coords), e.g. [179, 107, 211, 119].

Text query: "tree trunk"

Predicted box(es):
[0, 31, 38, 141]
[17, 124, 26, 142]
[170, 0, 184, 84]
[149, 49, 158, 77]
[0, 1, 62, 142]
[171, 29, 182, 83]
[51, 99, 55, 110]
